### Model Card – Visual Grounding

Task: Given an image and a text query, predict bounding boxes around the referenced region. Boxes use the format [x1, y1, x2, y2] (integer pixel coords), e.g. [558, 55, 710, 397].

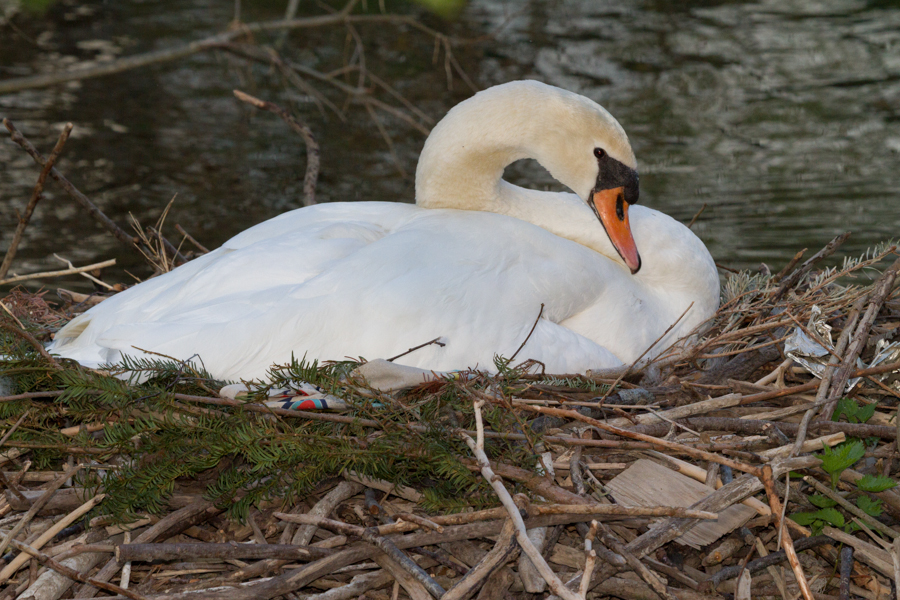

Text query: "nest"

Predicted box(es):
[0, 232, 898, 600]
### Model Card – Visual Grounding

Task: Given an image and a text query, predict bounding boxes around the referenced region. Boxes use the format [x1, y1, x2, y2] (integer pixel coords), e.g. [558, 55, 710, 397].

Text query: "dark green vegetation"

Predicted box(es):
[0, 315, 571, 522]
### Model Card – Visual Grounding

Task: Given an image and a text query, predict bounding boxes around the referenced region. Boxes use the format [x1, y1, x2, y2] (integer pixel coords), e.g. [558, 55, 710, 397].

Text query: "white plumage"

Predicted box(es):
[50, 81, 719, 381]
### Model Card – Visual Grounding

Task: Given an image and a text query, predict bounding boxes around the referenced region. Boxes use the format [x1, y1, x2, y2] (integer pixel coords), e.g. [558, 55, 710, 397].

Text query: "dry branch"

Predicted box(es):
[0, 259, 117, 287]
[0, 123, 73, 281]
[0, 1, 366, 95]
[233, 90, 320, 207]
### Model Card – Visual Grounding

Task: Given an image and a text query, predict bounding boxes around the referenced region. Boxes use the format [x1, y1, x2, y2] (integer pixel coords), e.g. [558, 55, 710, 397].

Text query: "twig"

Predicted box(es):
[146, 226, 189, 268]
[7, 538, 148, 600]
[839, 545, 853, 600]
[773, 248, 807, 283]
[440, 519, 518, 600]
[703, 536, 833, 590]
[0, 299, 25, 329]
[790, 295, 864, 456]
[821, 254, 900, 419]
[773, 232, 851, 300]
[509, 303, 544, 363]
[0, 123, 73, 281]
[627, 416, 897, 441]
[76, 499, 220, 598]
[822, 526, 894, 578]
[803, 475, 898, 539]
[0, 320, 64, 370]
[274, 514, 445, 598]
[175, 224, 210, 254]
[119, 532, 133, 593]
[686, 203, 707, 229]
[461, 399, 582, 600]
[54, 254, 115, 290]
[569, 445, 585, 497]
[233, 90, 320, 206]
[892, 536, 900, 600]
[0, 409, 30, 452]
[386, 337, 445, 362]
[3, 119, 138, 249]
[364, 100, 407, 178]
[759, 464, 814, 600]
[0, 259, 116, 287]
[230, 481, 361, 581]
[520, 404, 761, 475]
[117, 543, 334, 562]
[393, 513, 443, 533]
[0, 491, 103, 583]
[578, 521, 599, 598]
[0, 0, 365, 95]
[595, 523, 675, 600]
[596, 302, 694, 404]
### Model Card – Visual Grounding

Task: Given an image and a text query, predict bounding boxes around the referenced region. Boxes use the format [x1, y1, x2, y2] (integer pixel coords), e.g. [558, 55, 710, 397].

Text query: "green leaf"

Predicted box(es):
[856, 496, 883, 518]
[818, 441, 866, 486]
[815, 507, 845, 527]
[832, 397, 857, 422]
[808, 494, 838, 509]
[857, 474, 897, 493]
[855, 402, 876, 423]
[790, 511, 821, 526]
[790, 508, 844, 528]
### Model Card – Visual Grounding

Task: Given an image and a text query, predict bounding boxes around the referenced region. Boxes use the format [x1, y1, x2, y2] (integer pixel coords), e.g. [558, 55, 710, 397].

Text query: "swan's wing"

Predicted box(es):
[51, 203, 414, 366]
[52, 205, 629, 378]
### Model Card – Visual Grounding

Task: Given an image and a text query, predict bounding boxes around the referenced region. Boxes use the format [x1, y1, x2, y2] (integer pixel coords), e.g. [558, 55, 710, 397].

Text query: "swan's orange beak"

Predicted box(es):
[590, 186, 641, 274]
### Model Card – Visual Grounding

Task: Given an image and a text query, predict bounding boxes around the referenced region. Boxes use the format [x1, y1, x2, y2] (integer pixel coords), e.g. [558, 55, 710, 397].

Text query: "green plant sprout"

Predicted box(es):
[789, 407, 897, 536]
[831, 397, 876, 424]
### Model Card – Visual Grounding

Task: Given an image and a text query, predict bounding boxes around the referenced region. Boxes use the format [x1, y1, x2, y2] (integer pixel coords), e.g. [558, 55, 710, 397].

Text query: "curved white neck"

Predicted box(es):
[415, 99, 536, 214]
[415, 81, 635, 214]
[414, 82, 630, 263]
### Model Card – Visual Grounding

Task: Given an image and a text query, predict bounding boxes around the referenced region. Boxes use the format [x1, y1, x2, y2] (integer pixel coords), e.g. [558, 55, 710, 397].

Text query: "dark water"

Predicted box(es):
[1, 0, 899, 292]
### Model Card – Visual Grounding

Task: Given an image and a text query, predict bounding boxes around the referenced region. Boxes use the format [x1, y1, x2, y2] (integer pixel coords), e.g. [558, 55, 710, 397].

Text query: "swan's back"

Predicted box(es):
[53, 202, 642, 378]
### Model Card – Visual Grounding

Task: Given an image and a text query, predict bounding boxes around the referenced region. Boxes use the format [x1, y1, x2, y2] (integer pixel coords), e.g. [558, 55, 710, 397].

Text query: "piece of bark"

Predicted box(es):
[439, 541, 487, 568]
[581, 456, 819, 594]
[606, 459, 756, 549]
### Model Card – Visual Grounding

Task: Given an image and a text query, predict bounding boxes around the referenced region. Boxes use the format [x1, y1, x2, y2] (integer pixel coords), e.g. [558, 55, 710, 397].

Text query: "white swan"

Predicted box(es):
[50, 81, 719, 381]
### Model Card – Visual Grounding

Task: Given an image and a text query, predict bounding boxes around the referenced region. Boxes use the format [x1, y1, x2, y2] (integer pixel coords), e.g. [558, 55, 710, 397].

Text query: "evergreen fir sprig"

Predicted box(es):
[1, 335, 550, 521]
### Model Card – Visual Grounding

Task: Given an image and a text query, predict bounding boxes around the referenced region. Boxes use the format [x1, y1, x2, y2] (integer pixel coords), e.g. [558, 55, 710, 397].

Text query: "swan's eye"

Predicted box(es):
[593, 148, 605, 159]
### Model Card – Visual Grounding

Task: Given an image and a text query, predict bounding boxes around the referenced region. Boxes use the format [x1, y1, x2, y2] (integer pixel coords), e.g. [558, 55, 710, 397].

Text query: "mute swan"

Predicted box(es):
[50, 81, 719, 381]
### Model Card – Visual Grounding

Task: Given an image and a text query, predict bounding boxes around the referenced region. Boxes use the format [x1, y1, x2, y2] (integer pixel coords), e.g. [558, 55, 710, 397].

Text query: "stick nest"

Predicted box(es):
[0, 235, 898, 600]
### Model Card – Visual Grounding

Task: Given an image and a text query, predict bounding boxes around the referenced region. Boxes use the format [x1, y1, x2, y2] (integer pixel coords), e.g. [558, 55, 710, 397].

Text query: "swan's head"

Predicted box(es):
[416, 80, 642, 273]
[521, 82, 642, 273]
